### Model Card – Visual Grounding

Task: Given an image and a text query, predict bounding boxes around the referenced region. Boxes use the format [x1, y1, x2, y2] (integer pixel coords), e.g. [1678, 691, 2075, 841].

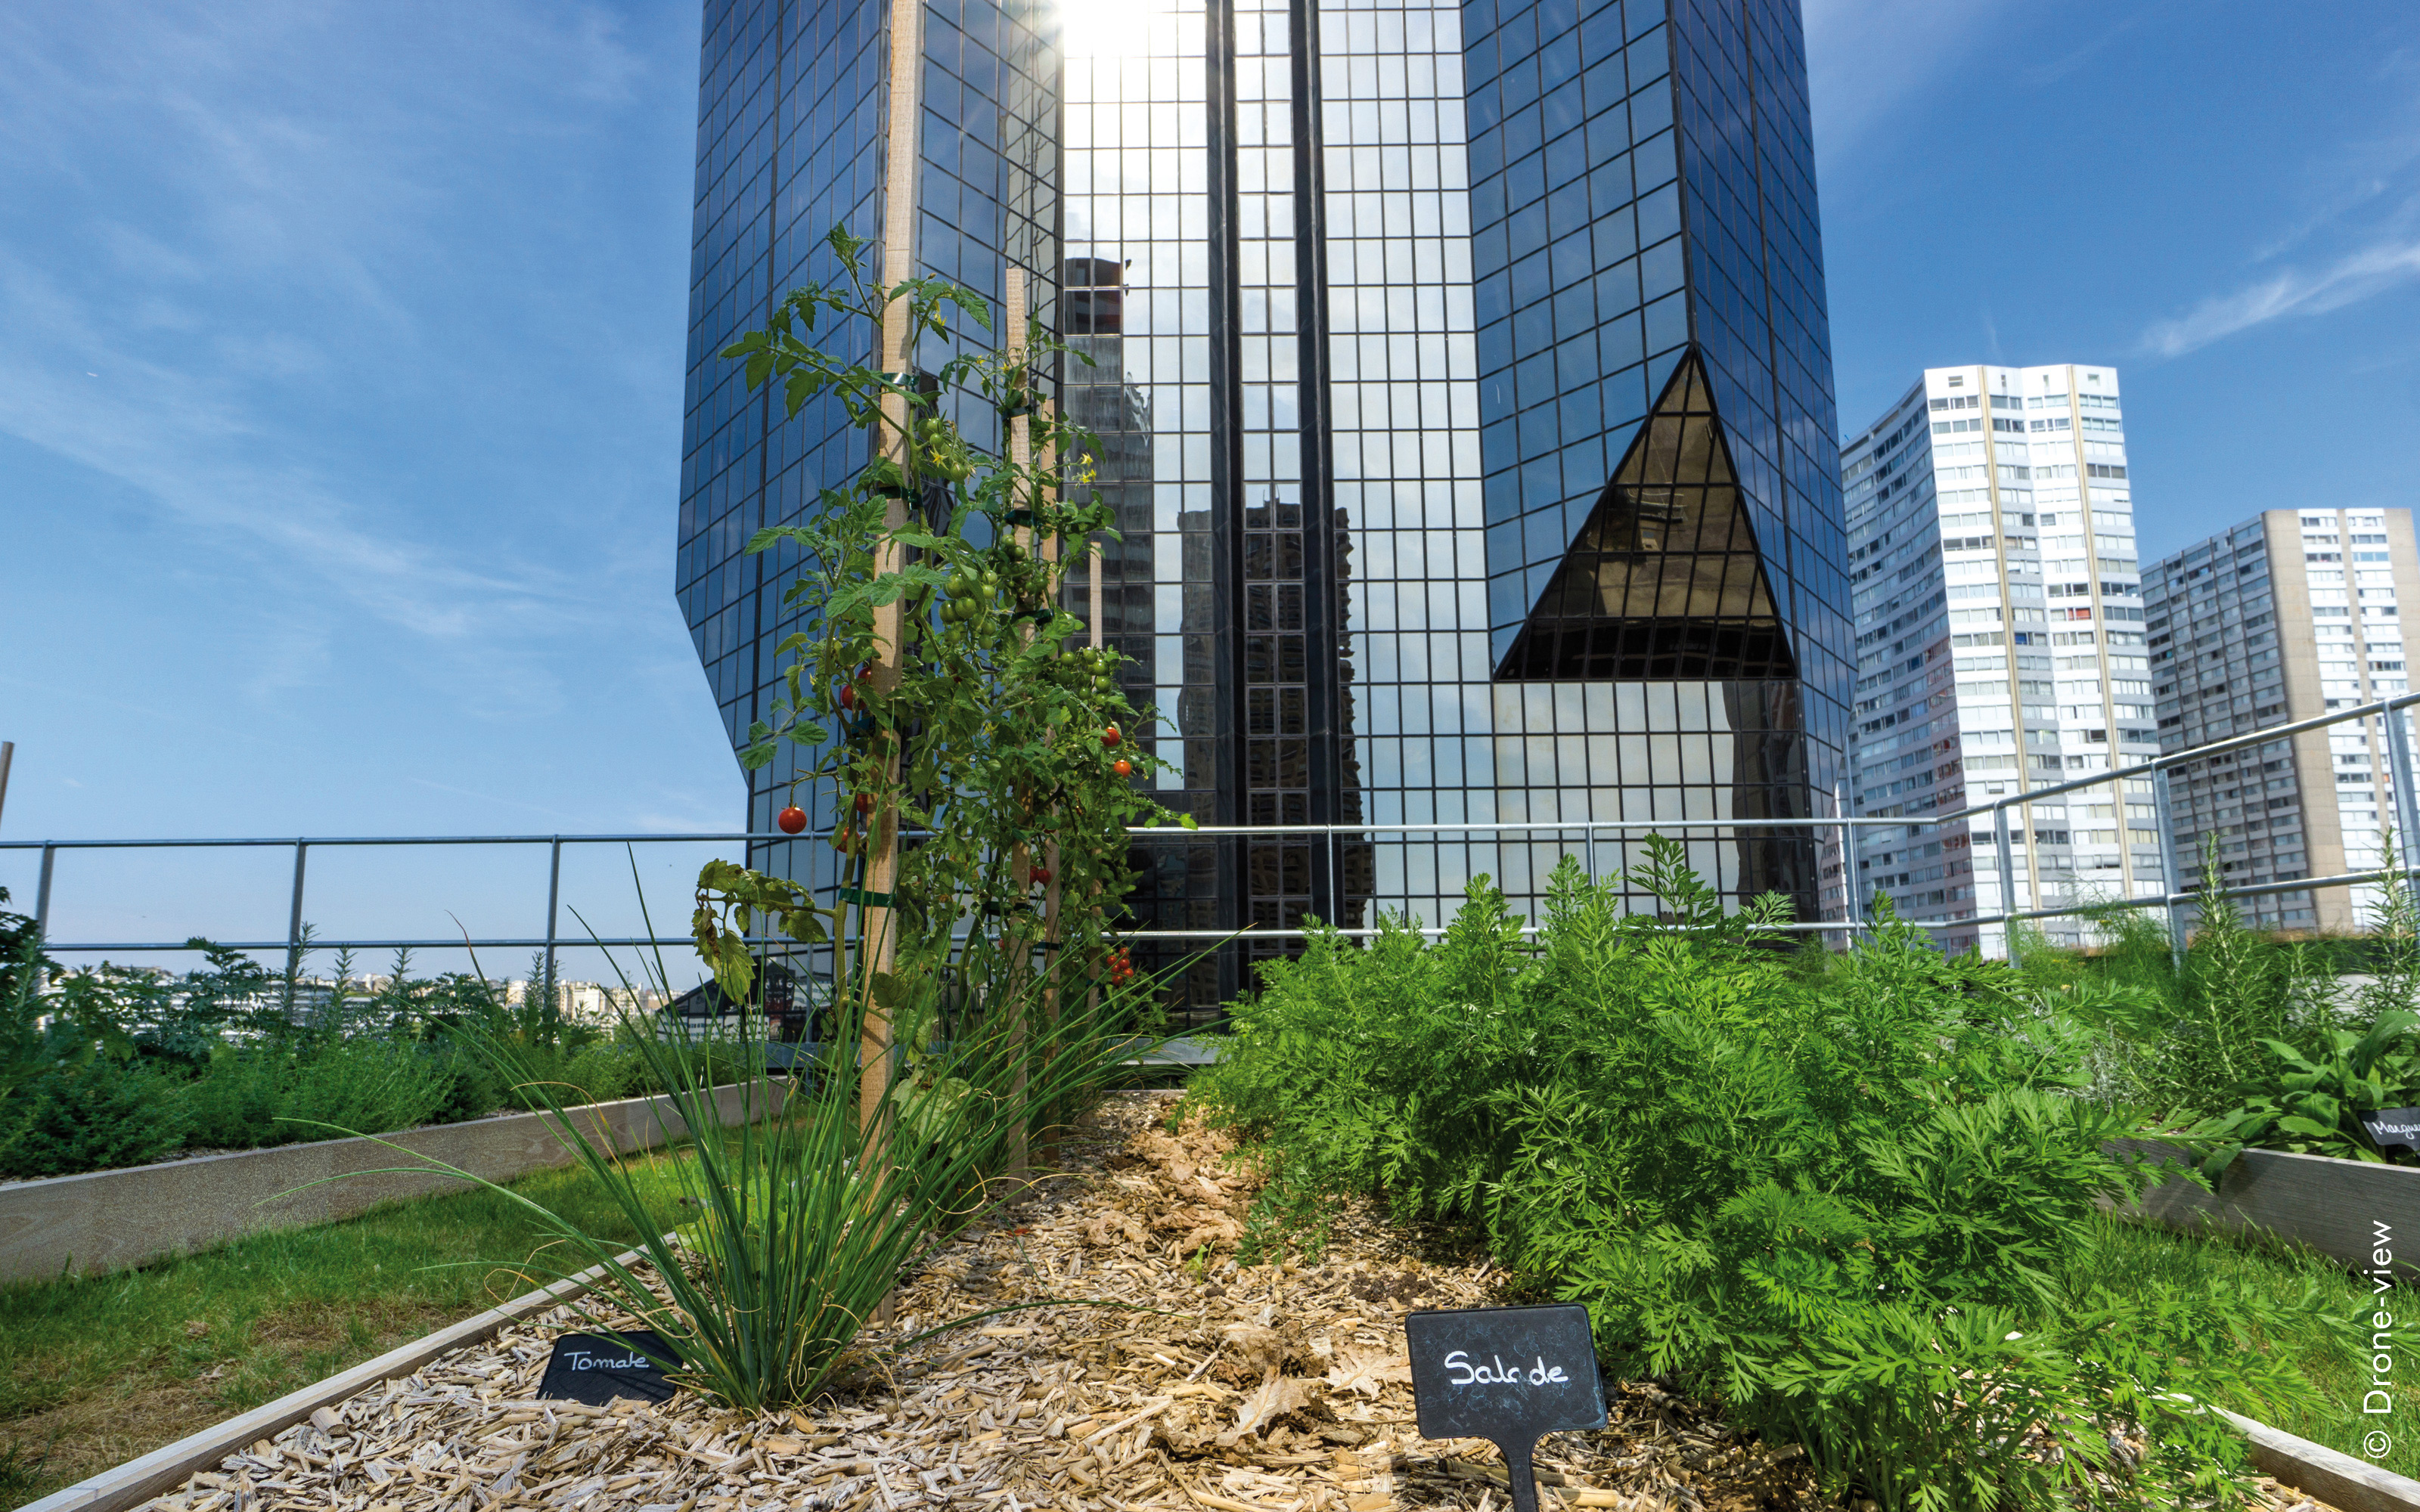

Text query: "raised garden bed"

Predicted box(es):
[2117, 1138, 2420, 1282]
[40, 1095, 2372, 1512]
[0, 1082, 778, 1284]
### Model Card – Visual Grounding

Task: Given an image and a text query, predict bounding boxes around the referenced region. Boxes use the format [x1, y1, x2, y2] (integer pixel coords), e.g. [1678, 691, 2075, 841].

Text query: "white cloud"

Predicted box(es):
[2141, 238, 2420, 358]
[2140, 39, 2420, 359]
[1803, 0, 2021, 178]
[0, 253, 580, 642]
[0, 0, 681, 716]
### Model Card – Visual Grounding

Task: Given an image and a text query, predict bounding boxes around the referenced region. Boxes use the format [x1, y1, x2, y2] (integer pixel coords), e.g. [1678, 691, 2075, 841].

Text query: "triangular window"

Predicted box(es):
[1495, 353, 1797, 682]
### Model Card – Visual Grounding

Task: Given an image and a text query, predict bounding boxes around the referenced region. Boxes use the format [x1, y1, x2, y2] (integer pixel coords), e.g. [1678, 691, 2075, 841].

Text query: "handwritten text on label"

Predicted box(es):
[1441, 1351, 1571, 1387]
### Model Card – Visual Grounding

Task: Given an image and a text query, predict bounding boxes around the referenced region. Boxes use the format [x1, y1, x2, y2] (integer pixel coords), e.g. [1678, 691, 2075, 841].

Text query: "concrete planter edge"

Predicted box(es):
[0, 1081, 780, 1285]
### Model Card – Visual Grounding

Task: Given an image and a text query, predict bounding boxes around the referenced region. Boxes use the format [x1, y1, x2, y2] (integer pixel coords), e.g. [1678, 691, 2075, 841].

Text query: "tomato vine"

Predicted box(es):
[689, 227, 1190, 1048]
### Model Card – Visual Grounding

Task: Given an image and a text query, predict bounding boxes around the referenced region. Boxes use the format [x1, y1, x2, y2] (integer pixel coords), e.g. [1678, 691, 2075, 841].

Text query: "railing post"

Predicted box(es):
[1835, 782, 1857, 937]
[33, 843, 54, 947]
[1992, 805, 2016, 965]
[2386, 703, 2420, 900]
[286, 840, 310, 964]
[31, 843, 55, 990]
[544, 837, 564, 1001]
[2154, 763, 2186, 971]
[282, 840, 310, 1019]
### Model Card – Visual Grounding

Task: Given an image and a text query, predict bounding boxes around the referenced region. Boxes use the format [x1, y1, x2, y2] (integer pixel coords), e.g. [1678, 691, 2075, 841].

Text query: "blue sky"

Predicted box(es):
[1813, 0, 2420, 521]
[2, 0, 2417, 959]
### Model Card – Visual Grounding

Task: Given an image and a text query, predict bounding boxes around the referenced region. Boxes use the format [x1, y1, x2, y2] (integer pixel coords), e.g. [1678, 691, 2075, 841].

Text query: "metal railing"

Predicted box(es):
[1863, 687, 2420, 953]
[5, 689, 2417, 968]
[0, 819, 1885, 971]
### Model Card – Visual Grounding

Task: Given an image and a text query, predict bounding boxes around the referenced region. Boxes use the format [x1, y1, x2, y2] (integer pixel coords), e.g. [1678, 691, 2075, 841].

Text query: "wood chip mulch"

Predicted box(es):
[129, 1092, 2343, 1512]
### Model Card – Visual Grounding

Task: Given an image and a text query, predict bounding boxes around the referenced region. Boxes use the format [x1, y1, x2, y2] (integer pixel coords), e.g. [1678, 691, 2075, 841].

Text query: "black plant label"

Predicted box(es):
[536, 1331, 681, 1405]
[1407, 1305, 1606, 1512]
[2362, 1106, 2420, 1152]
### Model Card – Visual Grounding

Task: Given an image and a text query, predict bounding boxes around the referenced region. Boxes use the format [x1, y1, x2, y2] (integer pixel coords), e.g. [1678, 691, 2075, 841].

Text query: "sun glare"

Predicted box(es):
[1049, 0, 1162, 63]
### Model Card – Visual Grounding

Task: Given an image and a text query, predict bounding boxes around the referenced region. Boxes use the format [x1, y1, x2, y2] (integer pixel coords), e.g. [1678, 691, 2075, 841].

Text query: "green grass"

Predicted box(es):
[2069, 1215, 2420, 1482]
[0, 1153, 691, 1507]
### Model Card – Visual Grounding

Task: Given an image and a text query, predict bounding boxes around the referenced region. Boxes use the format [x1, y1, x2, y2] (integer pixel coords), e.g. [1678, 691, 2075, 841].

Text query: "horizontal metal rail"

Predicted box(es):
[1860, 686, 2420, 952]
[31, 921, 1876, 956]
[1885, 687, 2420, 827]
[1894, 868, 2406, 932]
[0, 816, 1928, 853]
[8, 685, 2418, 965]
[0, 832, 770, 851]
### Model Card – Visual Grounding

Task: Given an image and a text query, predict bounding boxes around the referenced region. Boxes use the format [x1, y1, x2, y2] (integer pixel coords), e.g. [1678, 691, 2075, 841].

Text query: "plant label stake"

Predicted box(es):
[2362, 1106, 2420, 1155]
[1407, 1304, 1606, 1512]
[536, 1330, 681, 1405]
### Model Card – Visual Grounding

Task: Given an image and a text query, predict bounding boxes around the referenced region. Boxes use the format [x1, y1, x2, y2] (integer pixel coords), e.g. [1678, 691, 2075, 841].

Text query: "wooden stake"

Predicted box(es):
[1004, 265, 1032, 1182]
[860, 0, 923, 1258]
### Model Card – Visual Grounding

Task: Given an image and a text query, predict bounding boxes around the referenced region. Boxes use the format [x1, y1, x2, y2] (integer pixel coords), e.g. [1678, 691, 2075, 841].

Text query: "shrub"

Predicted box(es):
[422, 1039, 506, 1125]
[1, 1057, 189, 1178]
[179, 1049, 287, 1149]
[278, 1040, 454, 1143]
[1195, 841, 2322, 1512]
[559, 1041, 644, 1105]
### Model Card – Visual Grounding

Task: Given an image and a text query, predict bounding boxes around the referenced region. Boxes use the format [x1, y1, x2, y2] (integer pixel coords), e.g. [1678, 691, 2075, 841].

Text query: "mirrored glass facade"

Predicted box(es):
[679, 0, 1852, 1016]
[676, 0, 1058, 852]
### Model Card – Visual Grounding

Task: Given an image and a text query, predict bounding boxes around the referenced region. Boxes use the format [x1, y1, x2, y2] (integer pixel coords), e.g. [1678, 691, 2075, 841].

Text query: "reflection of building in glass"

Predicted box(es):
[678, 0, 1853, 1015]
[1465, 0, 1856, 923]
[1497, 358, 1809, 903]
[2145, 508, 2420, 934]
[1842, 364, 2163, 956]
[1060, 256, 1159, 689]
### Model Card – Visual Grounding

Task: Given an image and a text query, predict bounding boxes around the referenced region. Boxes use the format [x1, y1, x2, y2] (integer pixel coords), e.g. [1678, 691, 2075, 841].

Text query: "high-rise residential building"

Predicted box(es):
[1842, 364, 2164, 956]
[2143, 510, 2420, 932]
[675, 0, 1854, 1014]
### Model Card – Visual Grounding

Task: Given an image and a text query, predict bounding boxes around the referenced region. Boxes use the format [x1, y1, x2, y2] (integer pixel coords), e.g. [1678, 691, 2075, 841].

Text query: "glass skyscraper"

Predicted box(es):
[677, 0, 1853, 1013]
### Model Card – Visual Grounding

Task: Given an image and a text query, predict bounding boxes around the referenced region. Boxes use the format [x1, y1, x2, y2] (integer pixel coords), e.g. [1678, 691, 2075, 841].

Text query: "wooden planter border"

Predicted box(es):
[20, 1241, 659, 1512]
[2114, 1138, 2420, 1281]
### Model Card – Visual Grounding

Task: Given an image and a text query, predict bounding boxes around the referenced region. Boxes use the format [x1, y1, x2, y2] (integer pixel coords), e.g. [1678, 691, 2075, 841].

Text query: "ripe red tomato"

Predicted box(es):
[1030, 865, 1052, 885]
[1101, 724, 1122, 749]
[1112, 758, 1132, 778]
[855, 792, 873, 815]
[777, 805, 808, 834]
[838, 684, 856, 710]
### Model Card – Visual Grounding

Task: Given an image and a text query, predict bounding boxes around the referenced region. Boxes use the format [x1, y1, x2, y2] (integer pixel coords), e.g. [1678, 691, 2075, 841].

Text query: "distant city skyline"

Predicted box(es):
[3, 2, 2419, 951]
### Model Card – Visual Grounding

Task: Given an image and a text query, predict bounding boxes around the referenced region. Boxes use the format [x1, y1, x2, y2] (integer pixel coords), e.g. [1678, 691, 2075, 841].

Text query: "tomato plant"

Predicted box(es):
[688, 227, 1188, 1064]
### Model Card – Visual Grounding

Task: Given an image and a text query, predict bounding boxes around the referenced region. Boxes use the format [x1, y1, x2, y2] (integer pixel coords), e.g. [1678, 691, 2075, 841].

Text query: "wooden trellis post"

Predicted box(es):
[859, 0, 925, 1181]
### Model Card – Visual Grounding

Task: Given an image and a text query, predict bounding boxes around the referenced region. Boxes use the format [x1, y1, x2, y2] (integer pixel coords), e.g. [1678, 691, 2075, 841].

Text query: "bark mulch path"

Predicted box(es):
[128, 1092, 2343, 1512]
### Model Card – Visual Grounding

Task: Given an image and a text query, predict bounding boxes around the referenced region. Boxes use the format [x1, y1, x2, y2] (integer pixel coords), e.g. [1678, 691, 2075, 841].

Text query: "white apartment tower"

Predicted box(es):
[1842, 364, 2166, 956]
[2144, 510, 2420, 932]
